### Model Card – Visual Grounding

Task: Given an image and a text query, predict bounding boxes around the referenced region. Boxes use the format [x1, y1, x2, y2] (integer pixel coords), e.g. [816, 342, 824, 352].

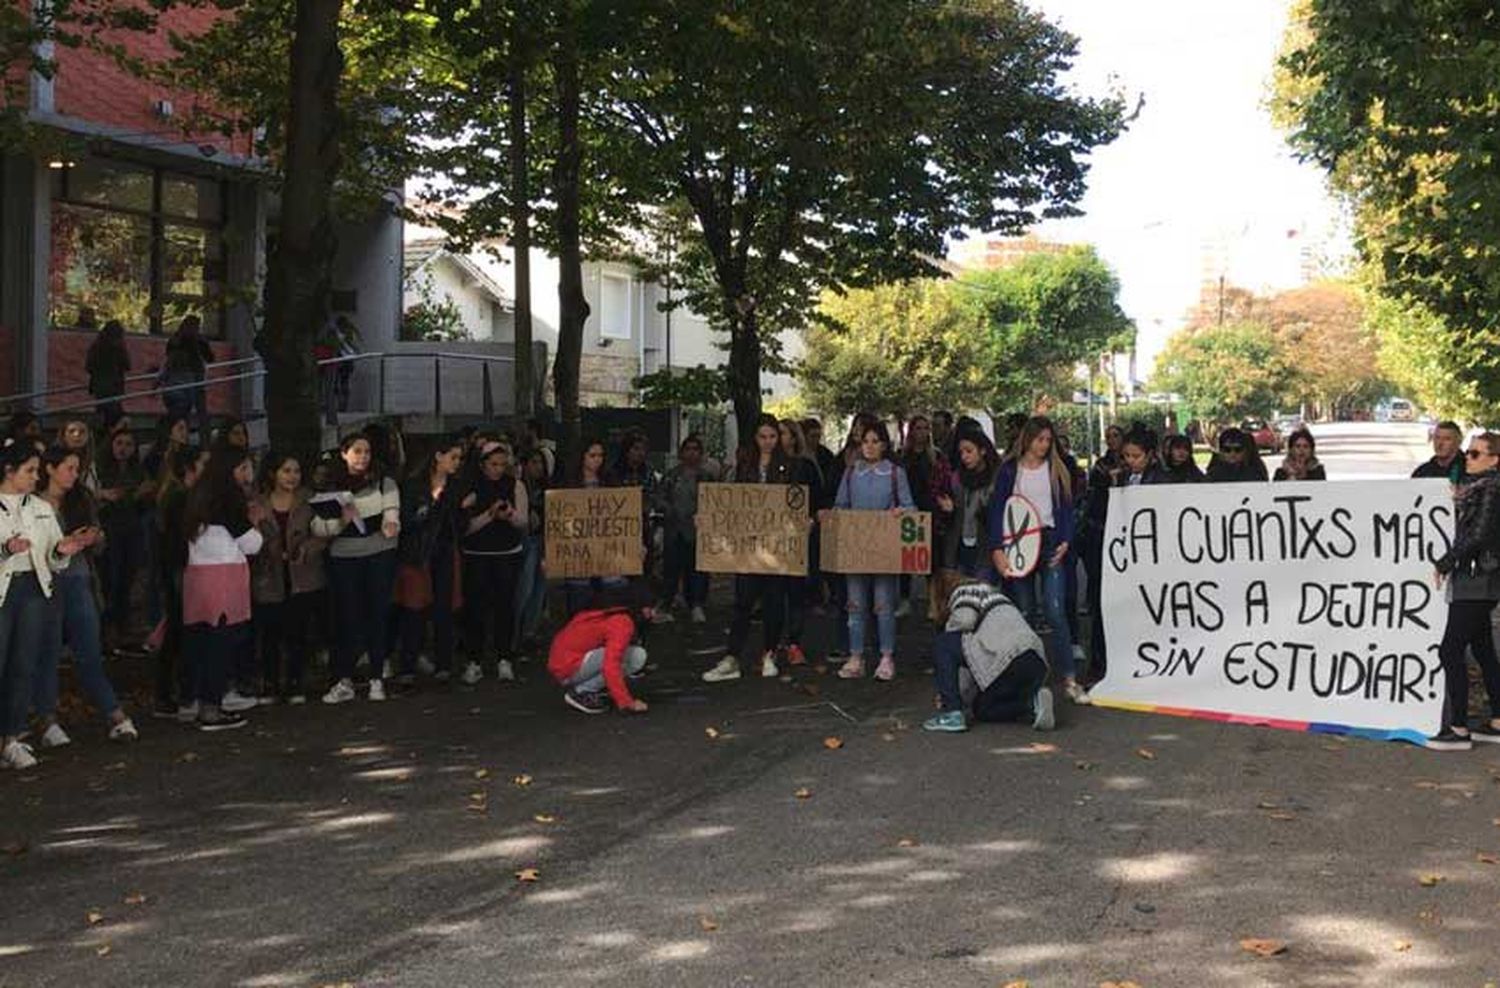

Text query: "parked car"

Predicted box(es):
[1273, 415, 1303, 436]
[1241, 418, 1283, 453]
[1389, 398, 1415, 422]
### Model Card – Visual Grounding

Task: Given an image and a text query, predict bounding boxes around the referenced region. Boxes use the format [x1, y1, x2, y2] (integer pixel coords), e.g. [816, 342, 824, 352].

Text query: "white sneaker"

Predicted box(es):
[702, 657, 741, 683]
[1063, 680, 1091, 705]
[221, 691, 258, 713]
[416, 654, 437, 677]
[322, 679, 356, 705]
[40, 723, 71, 749]
[1, 740, 37, 770]
[287, 694, 307, 706]
[109, 718, 139, 741]
[368, 679, 386, 702]
[760, 652, 779, 678]
[460, 662, 483, 686]
[175, 701, 200, 723]
[382, 657, 396, 679]
[496, 659, 516, 682]
[1032, 687, 1056, 731]
[895, 600, 912, 619]
[691, 606, 707, 624]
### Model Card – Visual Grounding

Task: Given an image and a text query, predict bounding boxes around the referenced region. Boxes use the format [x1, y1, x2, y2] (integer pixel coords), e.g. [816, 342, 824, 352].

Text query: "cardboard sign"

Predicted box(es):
[696, 483, 809, 576]
[821, 510, 932, 574]
[543, 488, 643, 579]
[1090, 480, 1452, 743]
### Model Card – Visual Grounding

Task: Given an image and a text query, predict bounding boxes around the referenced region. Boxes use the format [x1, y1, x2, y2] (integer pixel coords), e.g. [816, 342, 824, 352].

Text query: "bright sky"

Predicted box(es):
[1026, 0, 1352, 379]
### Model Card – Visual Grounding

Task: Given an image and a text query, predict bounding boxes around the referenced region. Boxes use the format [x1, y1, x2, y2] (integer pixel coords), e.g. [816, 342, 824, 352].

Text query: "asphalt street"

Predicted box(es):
[4, 421, 1498, 988]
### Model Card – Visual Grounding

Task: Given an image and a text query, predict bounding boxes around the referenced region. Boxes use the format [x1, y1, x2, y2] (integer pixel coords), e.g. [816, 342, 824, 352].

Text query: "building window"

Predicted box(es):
[599, 273, 633, 340]
[48, 157, 227, 336]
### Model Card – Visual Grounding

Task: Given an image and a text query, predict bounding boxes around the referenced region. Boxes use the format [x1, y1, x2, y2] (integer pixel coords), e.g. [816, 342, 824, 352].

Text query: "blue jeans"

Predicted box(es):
[933, 629, 1046, 721]
[565, 644, 647, 695]
[513, 535, 548, 648]
[1003, 527, 1075, 679]
[328, 550, 399, 681]
[846, 573, 897, 657]
[0, 574, 56, 736]
[35, 570, 120, 722]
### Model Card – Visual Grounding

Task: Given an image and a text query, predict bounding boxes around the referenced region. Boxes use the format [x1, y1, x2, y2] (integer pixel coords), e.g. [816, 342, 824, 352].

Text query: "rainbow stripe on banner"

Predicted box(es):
[1086, 697, 1429, 747]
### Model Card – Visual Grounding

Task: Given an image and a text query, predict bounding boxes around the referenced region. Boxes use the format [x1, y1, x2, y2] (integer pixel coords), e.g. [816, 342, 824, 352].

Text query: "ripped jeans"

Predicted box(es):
[846, 573, 898, 657]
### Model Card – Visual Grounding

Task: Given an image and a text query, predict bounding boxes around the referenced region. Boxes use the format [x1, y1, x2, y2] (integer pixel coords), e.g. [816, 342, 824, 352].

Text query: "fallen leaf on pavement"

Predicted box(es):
[473, 769, 490, 780]
[1418, 874, 1444, 887]
[85, 909, 104, 926]
[1099, 981, 1143, 988]
[881, 733, 897, 742]
[1257, 801, 1280, 810]
[468, 791, 487, 802]
[177, 752, 200, 764]
[896, 837, 919, 848]
[794, 787, 813, 800]
[1002, 981, 1030, 988]
[1135, 748, 1156, 761]
[1075, 760, 1096, 770]
[823, 736, 844, 750]
[704, 727, 721, 740]
[533, 814, 557, 824]
[1413, 780, 1440, 789]
[95, 944, 111, 957]
[699, 915, 719, 932]
[1393, 940, 1413, 952]
[1479, 852, 1500, 865]
[515, 868, 540, 883]
[1266, 812, 1297, 822]
[512, 774, 533, 787]
[1028, 742, 1058, 753]
[1239, 938, 1288, 958]
[123, 892, 148, 906]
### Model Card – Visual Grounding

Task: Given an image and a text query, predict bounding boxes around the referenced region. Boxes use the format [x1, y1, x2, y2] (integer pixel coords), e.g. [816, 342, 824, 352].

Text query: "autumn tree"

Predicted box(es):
[1262, 281, 1385, 419]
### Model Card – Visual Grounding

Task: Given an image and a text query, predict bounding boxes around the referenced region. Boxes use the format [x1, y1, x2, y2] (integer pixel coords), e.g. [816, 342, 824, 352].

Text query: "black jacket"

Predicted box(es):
[1436, 469, 1500, 599]
[1205, 456, 1269, 483]
[399, 475, 462, 566]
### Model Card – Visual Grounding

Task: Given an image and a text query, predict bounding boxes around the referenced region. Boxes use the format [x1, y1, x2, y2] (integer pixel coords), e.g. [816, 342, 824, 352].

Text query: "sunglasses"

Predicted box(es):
[1467, 448, 1493, 460]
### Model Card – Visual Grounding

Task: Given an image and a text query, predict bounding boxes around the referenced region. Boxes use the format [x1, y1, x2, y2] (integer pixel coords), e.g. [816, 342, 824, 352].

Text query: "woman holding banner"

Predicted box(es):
[560, 440, 612, 616]
[1430, 432, 1500, 751]
[989, 416, 1086, 703]
[832, 420, 915, 682]
[778, 419, 822, 666]
[702, 415, 797, 683]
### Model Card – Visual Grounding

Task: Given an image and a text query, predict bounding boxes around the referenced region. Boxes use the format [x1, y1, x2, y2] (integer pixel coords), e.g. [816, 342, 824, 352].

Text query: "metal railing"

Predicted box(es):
[0, 355, 264, 408]
[2, 350, 518, 429]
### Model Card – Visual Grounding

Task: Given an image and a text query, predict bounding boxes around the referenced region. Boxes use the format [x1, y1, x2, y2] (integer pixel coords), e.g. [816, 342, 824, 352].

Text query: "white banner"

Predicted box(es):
[1091, 480, 1454, 741]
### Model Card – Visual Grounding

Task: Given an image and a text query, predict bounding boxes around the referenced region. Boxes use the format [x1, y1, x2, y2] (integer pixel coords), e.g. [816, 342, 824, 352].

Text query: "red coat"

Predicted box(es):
[547, 609, 638, 708]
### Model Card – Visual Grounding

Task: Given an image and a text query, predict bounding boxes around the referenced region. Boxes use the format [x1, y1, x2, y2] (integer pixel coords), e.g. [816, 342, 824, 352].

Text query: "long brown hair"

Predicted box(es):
[1010, 416, 1072, 500]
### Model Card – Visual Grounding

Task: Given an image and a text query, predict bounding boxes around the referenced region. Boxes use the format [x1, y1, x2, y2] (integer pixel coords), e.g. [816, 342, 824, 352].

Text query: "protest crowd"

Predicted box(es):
[0, 404, 1495, 772]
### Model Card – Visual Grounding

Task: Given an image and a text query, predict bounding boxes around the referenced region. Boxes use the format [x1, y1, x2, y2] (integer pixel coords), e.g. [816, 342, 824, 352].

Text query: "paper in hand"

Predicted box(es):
[309, 491, 365, 534]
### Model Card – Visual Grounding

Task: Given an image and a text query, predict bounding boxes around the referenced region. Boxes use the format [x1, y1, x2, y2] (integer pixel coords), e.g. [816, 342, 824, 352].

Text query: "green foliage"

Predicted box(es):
[1153, 321, 1295, 428]
[1365, 283, 1488, 424]
[801, 278, 989, 418]
[1276, 0, 1500, 417]
[401, 275, 469, 342]
[961, 245, 1135, 412]
[634, 364, 731, 410]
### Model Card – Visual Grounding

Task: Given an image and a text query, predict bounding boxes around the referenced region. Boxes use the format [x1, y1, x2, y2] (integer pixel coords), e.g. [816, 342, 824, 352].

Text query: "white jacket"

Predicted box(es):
[0, 493, 71, 605]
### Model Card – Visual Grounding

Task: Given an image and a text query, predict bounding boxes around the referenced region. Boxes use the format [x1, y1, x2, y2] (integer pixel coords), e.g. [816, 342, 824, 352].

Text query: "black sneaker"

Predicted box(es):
[198, 712, 248, 733]
[1470, 723, 1500, 745]
[1424, 729, 1473, 751]
[563, 690, 607, 715]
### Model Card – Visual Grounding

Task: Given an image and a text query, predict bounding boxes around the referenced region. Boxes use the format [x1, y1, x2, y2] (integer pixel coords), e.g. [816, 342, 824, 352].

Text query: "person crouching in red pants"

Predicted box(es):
[547, 580, 651, 715]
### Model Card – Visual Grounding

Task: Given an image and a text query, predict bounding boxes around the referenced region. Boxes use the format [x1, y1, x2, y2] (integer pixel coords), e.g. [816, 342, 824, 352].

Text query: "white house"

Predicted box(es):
[401, 237, 509, 341]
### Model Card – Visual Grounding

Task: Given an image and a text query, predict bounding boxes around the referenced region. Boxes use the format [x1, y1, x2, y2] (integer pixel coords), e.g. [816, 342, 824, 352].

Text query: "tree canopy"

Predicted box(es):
[1153, 320, 1295, 430]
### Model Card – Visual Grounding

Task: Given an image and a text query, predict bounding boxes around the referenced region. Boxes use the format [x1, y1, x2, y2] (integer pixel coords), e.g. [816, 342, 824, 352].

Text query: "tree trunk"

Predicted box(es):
[550, 13, 587, 477]
[264, 0, 342, 464]
[508, 15, 534, 421]
[727, 307, 762, 444]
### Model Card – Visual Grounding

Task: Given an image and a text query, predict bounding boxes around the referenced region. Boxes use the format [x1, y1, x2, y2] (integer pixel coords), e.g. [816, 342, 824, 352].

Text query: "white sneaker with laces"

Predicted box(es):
[416, 654, 437, 677]
[702, 656, 741, 683]
[322, 679, 356, 705]
[368, 679, 386, 702]
[691, 606, 707, 624]
[40, 723, 71, 749]
[760, 652, 779, 678]
[109, 718, 139, 741]
[1, 740, 37, 770]
[221, 690, 258, 713]
[460, 662, 484, 686]
[496, 659, 516, 682]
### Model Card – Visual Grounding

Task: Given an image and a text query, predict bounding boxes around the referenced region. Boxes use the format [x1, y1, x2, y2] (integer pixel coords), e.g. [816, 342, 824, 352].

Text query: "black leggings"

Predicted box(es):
[727, 575, 785, 661]
[463, 553, 520, 667]
[1439, 598, 1500, 730]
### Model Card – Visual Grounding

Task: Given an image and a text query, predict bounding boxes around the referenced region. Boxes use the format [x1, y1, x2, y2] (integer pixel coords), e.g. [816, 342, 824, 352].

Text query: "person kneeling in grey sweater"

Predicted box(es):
[923, 581, 1054, 734]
